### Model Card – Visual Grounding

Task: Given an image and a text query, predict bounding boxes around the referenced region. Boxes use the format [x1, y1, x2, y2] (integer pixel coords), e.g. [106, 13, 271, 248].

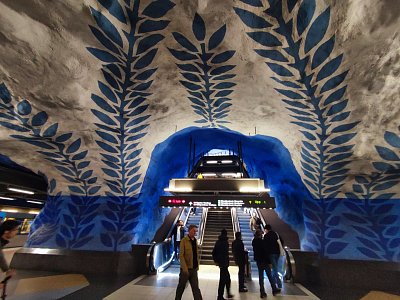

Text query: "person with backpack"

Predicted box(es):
[231, 232, 248, 293]
[212, 229, 234, 300]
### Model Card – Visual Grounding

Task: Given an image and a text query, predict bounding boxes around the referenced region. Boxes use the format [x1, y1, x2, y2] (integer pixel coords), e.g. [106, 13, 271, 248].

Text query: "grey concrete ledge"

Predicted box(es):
[10, 245, 151, 275]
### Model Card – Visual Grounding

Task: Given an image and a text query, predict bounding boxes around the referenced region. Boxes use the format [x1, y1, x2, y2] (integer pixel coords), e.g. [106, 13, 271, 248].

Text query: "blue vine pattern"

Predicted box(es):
[0, 83, 101, 249]
[169, 13, 236, 129]
[26, 178, 61, 246]
[342, 130, 400, 260]
[235, 0, 359, 256]
[88, 0, 174, 249]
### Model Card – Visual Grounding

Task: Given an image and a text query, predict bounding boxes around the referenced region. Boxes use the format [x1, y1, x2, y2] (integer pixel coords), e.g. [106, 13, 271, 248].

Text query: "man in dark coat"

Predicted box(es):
[231, 231, 248, 292]
[212, 229, 233, 300]
[172, 220, 185, 260]
[264, 224, 283, 289]
[252, 229, 280, 298]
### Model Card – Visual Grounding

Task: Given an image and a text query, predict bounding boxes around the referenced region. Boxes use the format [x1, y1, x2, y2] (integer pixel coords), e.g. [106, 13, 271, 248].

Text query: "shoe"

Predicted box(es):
[239, 287, 248, 293]
[217, 297, 226, 300]
[272, 288, 281, 296]
[260, 292, 267, 298]
[227, 294, 234, 299]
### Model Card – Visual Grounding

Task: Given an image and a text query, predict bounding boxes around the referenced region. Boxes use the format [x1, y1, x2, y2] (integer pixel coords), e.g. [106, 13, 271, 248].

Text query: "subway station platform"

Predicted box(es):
[4, 248, 400, 300]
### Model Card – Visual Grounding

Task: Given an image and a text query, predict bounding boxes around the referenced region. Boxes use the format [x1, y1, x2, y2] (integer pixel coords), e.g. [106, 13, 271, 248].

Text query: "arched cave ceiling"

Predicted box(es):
[0, 0, 399, 199]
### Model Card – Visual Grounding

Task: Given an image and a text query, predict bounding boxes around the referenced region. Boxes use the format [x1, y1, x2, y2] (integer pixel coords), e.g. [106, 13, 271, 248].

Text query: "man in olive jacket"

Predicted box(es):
[175, 224, 203, 300]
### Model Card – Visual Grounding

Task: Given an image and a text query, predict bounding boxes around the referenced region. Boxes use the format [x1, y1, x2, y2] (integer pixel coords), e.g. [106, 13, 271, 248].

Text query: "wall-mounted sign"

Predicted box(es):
[159, 194, 275, 208]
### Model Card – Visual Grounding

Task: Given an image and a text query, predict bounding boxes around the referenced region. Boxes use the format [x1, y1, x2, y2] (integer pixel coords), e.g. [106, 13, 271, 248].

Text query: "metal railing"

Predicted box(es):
[198, 207, 208, 246]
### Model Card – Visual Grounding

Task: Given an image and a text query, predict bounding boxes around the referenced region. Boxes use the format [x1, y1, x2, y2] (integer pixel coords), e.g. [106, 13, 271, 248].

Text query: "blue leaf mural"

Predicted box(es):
[169, 13, 236, 129]
[343, 130, 400, 261]
[235, 0, 361, 256]
[88, 0, 174, 249]
[0, 83, 101, 249]
[236, 0, 357, 200]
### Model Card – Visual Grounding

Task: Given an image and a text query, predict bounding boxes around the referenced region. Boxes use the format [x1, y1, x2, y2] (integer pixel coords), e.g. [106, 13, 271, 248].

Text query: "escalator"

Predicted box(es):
[236, 208, 257, 274]
[146, 207, 204, 274]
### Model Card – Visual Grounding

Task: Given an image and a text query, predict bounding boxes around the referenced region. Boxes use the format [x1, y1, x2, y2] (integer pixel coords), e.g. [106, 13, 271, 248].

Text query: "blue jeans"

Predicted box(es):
[257, 262, 277, 294]
[269, 254, 282, 288]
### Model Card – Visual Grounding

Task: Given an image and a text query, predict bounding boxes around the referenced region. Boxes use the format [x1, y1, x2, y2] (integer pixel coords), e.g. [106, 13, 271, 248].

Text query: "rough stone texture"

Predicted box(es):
[0, 0, 398, 196]
[0, 0, 399, 256]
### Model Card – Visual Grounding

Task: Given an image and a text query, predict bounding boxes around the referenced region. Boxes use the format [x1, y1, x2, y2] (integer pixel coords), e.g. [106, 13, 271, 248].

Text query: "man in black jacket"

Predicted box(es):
[232, 231, 248, 293]
[172, 220, 185, 260]
[212, 229, 233, 300]
[264, 224, 283, 289]
[252, 229, 280, 298]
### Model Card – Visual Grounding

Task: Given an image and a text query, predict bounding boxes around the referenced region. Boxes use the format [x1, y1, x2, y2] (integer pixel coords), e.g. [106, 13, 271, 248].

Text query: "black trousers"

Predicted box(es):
[238, 262, 245, 289]
[218, 266, 231, 297]
[175, 268, 202, 300]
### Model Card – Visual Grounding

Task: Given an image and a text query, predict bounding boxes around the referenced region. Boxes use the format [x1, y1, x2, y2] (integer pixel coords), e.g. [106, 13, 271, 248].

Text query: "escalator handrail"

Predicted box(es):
[284, 246, 296, 283]
[198, 207, 208, 246]
[146, 207, 189, 274]
[183, 207, 192, 227]
[255, 208, 266, 229]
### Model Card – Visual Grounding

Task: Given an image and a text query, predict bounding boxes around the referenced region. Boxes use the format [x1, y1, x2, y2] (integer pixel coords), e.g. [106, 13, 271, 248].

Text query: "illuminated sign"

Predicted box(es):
[159, 195, 275, 208]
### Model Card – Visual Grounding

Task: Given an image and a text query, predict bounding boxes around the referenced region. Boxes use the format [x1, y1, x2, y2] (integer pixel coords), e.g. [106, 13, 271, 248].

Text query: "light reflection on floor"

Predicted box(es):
[105, 264, 320, 300]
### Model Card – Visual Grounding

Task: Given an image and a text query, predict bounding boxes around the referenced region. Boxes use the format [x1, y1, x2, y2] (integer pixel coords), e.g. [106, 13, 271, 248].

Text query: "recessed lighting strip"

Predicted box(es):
[0, 196, 15, 200]
[8, 187, 34, 195]
[27, 200, 43, 204]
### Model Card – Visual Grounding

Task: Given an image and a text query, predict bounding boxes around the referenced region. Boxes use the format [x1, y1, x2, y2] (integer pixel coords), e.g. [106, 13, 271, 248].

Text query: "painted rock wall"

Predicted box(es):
[0, 0, 399, 260]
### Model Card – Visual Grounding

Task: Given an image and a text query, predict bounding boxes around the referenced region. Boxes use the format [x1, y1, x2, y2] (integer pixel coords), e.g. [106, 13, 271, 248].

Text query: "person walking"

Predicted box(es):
[175, 224, 203, 300]
[171, 220, 185, 260]
[249, 213, 258, 232]
[0, 220, 20, 279]
[252, 229, 280, 298]
[264, 224, 283, 289]
[212, 229, 234, 300]
[231, 232, 248, 293]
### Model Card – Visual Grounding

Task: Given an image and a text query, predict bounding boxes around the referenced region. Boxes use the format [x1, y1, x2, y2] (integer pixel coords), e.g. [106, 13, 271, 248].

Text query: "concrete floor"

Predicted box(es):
[3, 248, 399, 300]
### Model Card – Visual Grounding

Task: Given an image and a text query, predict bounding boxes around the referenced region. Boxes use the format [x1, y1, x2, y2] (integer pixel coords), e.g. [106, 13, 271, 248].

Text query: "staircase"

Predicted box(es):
[200, 209, 234, 265]
[236, 208, 258, 274]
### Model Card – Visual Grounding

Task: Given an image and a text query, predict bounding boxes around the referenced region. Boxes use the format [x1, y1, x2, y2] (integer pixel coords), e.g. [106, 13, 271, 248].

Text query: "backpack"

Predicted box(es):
[212, 243, 219, 263]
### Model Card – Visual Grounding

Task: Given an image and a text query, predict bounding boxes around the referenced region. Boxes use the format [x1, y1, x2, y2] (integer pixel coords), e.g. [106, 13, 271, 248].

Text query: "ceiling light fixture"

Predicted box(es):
[28, 210, 40, 215]
[164, 187, 193, 192]
[1, 209, 18, 213]
[221, 160, 233, 164]
[202, 173, 217, 177]
[221, 173, 237, 177]
[27, 200, 43, 204]
[0, 196, 15, 200]
[8, 187, 34, 195]
[239, 187, 271, 193]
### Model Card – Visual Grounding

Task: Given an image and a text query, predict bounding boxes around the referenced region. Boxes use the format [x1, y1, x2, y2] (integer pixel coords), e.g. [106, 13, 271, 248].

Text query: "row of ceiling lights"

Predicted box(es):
[0, 187, 43, 205]
[204, 160, 234, 164]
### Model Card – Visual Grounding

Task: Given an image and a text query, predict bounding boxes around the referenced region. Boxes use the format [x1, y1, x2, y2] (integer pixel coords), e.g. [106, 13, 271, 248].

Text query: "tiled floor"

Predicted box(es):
[5, 248, 398, 300]
[104, 265, 320, 300]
